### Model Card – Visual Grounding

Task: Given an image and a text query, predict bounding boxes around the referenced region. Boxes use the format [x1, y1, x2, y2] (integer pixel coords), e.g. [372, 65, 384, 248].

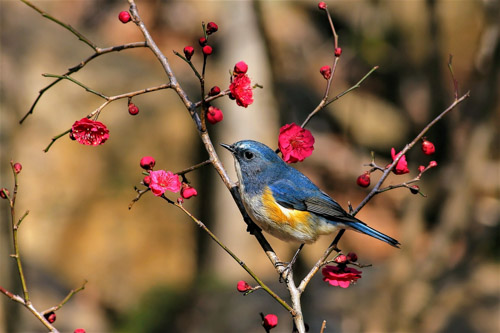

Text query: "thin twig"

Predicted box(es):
[42, 280, 88, 314]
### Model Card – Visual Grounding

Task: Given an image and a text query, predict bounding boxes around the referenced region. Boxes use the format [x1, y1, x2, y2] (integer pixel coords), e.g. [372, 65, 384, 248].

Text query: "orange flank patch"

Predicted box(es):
[262, 187, 311, 228]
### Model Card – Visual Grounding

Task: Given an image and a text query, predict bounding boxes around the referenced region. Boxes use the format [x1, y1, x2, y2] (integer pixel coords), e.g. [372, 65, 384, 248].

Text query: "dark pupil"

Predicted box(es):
[244, 151, 254, 160]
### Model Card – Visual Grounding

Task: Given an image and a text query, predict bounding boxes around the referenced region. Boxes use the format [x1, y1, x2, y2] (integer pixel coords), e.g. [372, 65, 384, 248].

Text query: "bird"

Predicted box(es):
[221, 140, 400, 249]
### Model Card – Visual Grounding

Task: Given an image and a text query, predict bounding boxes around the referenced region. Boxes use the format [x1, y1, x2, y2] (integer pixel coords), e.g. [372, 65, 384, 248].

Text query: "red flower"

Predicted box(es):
[322, 265, 362, 288]
[206, 106, 223, 124]
[236, 280, 252, 292]
[181, 184, 198, 199]
[278, 123, 315, 163]
[263, 314, 278, 330]
[71, 118, 109, 146]
[390, 148, 409, 175]
[149, 170, 181, 197]
[229, 73, 254, 108]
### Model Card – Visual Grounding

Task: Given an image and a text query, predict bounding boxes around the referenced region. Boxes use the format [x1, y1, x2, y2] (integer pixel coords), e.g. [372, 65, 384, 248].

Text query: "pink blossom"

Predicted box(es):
[71, 118, 109, 146]
[229, 73, 253, 108]
[322, 265, 362, 288]
[149, 170, 181, 196]
[278, 123, 315, 163]
[390, 147, 410, 175]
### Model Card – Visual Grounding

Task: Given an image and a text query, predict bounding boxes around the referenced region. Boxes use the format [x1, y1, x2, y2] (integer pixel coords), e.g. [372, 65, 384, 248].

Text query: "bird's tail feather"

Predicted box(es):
[345, 221, 400, 248]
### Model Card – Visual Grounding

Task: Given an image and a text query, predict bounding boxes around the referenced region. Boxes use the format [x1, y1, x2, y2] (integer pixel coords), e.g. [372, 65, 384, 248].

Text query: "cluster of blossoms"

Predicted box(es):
[139, 156, 197, 200]
[321, 252, 362, 288]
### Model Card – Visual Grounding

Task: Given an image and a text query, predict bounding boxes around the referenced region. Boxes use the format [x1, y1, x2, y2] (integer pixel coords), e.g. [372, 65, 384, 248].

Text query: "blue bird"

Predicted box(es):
[221, 140, 400, 248]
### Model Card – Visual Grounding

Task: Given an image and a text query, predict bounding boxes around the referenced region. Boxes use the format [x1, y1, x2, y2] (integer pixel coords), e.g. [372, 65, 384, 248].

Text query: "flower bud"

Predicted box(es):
[118, 11, 131, 23]
[199, 37, 207, 46]
[334, 47, 342, 57]
[143, 175, 152, 186]
[13, 163, 22, 174]
[334, 254, 347, 264]
[429, 161, 437, 168]
[74, 329, 86, 333]
[263, 314, 278, 330]
[410, 185, 420, 194]
[346, 252, 358, 262]
[318, 2, 327, 10]
[208, 86, 221, 96]
[0, 188, 9, 199]
[181, 184, 198, 199]
[202, 45, 213, 56]
[206, 106, 223, 124]
[177, 197, 184, 204]
[320, 65, 331, 80]
[236, 280, 252, 292]
[421, 139, 435, 155]
[206, 22, 218, 35]
[44, 311, 56, 323]
[140, 156, 156, 170]
[183, 46, 194, 60]
[418, 165, 426, 173]
[128, 103, 139, 116]
[234, 61, 248, 75]
[356, 172, 370, 187]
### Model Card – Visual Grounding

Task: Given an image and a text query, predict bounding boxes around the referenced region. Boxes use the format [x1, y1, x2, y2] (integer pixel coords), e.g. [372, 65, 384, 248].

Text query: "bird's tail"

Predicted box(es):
[345, 220, 400, 248]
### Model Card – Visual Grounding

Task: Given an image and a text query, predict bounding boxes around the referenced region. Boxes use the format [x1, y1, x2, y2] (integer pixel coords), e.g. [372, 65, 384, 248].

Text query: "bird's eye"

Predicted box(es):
[244, 151, 254, 160]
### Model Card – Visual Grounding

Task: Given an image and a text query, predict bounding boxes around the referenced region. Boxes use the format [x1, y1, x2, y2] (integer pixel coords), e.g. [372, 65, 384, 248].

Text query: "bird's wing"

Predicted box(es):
[269, 178, 358, 223]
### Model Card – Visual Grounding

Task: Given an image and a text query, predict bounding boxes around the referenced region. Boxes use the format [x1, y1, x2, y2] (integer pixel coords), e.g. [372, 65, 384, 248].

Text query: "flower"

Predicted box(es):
[181, 184, 198, 199]
[206, 22, 218, 35]
[320, 65, 331, 80]
[263, 314, 278, 330]
[234, 61, 248, 74]
[278, 123, 315, 163]
[71, 118, 110, 146]
[421, 139, 435, 155]
[334, 47, 342, 57]
[128, 102, 139, 116]
[236, 280, 252, 292]
[206, 106, 223, 124]
[229, 73, 254, 108]
[356, 172, 370, 187]
[183, 46, 194, 60]
[149, 170, 181, 196]
[118, 11, 131, 23]
[322, 265, 362, 288]
[202, 45, 213, 55]
[140, 156, 156, 170]
[390, 148, 409, 175]
[13, 162, 22, 174]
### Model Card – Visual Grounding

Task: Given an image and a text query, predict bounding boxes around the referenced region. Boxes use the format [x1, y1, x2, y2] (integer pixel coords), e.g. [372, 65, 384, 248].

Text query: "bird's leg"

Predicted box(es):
[276, 243, 304, 283]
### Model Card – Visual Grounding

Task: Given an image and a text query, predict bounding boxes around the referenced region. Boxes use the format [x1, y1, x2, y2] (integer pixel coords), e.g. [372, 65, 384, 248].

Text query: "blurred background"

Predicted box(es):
[1, 0, 498, 332]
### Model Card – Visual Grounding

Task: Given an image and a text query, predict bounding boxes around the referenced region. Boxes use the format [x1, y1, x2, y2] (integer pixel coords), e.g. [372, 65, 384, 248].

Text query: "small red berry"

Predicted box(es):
[181, 184, 198, 199]
[0, 188, 9, 199]
[263, 314, 278, 330]
[356, 172, 370, 187]
[118, 11, 131, 23]
[410, 185, 420, 194]
[421, 139, 435, 155]
[206, 22, 218, 35]
[428, 161, 437, 168]
[128, 103, 139, 116]
[140, 156, 156, 170]
[418, 165, 426, 173]
[206, 106, 223, 124]
[346, 252, 358, 262]
[334, 254, 347, 264]
[183, 46, 194, 61]
[236, 280, 252, 292]
[13, 162, 22, 174]
[334, 47, 342, 57]
[320, 65, 331, 80]
[318, 2, 327, 10]
[199, 37, 207, 46]
[202, 45, 213, 56]
[143, 175, 152, 186]
[233, 61, 248, 75]
[44, 311, 56, 323]
[208, 86, 221, 96]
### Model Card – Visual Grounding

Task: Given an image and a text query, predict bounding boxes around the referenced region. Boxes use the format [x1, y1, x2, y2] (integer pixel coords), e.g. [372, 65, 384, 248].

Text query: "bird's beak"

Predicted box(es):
[220, 143, 234, 153]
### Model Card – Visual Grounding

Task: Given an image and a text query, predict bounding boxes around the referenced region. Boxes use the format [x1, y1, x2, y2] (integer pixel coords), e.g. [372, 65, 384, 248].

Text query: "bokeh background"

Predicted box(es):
[1, 0, 498, 332]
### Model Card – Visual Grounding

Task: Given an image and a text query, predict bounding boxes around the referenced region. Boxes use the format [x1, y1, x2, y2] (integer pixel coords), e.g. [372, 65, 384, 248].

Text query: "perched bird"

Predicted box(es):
[221, 140, 400, 248]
